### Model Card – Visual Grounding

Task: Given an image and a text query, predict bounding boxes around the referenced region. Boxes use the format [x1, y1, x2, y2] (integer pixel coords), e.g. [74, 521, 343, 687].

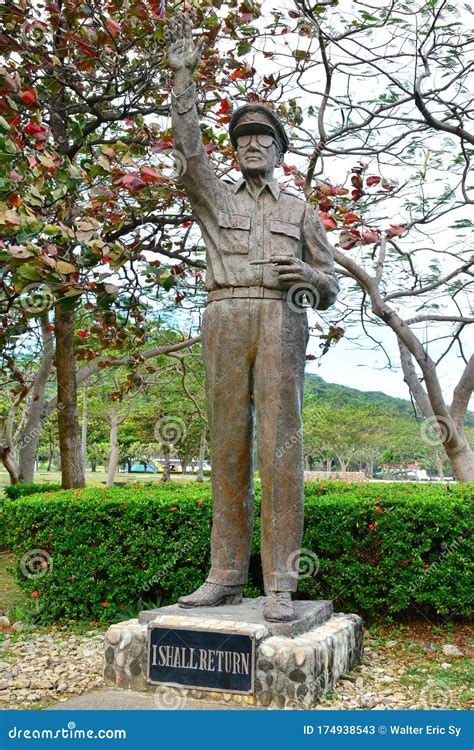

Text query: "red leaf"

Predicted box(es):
[366, 175, 381, 187]
[331, 185, 349, 196]
[343, 212, 361, 225]
[106, 18, 122, 36]
[283, 164, 297, 175]
[338, 229, 360, 250]
[216, 98, 230, 115]
[319, 211, 338, 231]
[21, 89, 38, 105]
[151, 139, 169, 153]
[229, 69, 244, 80]
[361, 230, 380, 244]
[386, 224, 406, 238]
[319, 199, 333, 212]
[351, 174, 363, 189]
[24, 121, 44, 135]
[294, 176, 305, 187]
[118, 173, 148, 191]
[141, 166, 161, 183]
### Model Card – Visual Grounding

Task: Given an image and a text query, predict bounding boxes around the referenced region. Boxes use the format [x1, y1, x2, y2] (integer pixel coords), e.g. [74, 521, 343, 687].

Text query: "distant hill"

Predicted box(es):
[304, 373, 474, 426]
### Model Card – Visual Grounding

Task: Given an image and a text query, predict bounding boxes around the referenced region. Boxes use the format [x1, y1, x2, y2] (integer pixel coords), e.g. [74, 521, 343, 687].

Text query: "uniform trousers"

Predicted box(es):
[202, 296, 309, 593]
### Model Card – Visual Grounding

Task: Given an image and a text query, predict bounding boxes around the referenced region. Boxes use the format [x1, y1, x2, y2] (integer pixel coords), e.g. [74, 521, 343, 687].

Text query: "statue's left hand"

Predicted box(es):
[271, 256, 316, 289]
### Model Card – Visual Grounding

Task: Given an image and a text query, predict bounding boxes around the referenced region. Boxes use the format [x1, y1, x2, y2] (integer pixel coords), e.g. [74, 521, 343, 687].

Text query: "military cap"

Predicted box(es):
[229, 104, 289, 154]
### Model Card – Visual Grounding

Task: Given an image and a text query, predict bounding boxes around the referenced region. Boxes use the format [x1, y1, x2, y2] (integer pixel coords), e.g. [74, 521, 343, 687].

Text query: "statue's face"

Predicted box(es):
[236, 133, 283, 177]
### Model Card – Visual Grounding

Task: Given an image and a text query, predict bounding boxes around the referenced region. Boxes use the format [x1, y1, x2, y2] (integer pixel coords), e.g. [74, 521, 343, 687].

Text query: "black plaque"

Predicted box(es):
[147, 625, 255, 694]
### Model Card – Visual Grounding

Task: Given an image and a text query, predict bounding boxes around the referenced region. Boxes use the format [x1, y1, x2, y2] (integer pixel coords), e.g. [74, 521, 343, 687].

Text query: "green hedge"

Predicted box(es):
[2, 481, 473, 622]
[4, 482, 62, 499]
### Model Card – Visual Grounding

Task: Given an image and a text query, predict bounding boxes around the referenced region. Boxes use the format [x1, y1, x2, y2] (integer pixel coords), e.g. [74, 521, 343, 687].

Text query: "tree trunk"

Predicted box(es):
[55, 303, 85, 489]
[196, 429, 206, 483]
[106, 413, 119, 487]
[1, 446, 19, 484]
[446, 443, 474, 483]
[127, 457, 132, 473]
[81, 388, 88, 474]
[0, 398, 21, 483]
[337, 456, 348, 471]
[18, 316, 54, 483]
[91, 458, 97, 472]
[436, 452, 445, 480]
[161, 444, 171, 482]
[325, 458, 332, 472]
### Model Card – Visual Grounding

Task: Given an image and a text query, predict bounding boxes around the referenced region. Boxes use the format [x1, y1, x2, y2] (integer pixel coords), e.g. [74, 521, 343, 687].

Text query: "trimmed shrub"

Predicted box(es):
[4, 482, 62, 499]
[2, 481, 472, 623]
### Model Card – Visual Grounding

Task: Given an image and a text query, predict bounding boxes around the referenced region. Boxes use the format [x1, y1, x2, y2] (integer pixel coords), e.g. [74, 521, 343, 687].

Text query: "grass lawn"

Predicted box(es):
[0, 470, 208, 488]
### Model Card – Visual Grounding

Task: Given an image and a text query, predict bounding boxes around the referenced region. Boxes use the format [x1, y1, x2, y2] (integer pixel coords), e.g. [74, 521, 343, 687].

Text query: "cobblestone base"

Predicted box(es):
[103, 612, 363, 709]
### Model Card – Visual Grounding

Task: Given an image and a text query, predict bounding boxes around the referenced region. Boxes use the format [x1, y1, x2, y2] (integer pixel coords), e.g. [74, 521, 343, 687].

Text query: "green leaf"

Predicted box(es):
[237, 42, 252, 56]
[56, 260, 77, 274]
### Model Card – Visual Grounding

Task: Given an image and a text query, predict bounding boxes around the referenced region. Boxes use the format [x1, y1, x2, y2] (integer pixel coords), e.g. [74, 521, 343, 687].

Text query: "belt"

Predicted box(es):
[207, 286, 286, 302]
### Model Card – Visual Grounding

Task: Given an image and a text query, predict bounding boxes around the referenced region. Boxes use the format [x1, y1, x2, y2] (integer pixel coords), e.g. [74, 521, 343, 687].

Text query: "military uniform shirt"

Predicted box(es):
[171, 83, 340, 309]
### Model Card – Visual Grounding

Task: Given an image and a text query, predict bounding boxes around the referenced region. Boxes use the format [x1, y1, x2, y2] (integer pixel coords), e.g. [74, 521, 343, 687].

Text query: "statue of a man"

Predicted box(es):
[165, 13, 339, 621]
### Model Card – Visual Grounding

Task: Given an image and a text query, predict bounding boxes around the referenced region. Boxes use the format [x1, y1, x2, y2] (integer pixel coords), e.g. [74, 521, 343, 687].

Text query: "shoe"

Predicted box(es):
[178, 581, 243, 608]
[263, 592, 294, 622]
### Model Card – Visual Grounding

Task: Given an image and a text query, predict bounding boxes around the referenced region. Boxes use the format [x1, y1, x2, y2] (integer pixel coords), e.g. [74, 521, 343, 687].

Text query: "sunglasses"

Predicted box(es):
[236, 134, 275, 148]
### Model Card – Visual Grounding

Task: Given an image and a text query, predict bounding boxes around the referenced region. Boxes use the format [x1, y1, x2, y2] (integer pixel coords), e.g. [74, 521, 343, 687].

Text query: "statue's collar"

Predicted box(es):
[233, 176, 280, 201]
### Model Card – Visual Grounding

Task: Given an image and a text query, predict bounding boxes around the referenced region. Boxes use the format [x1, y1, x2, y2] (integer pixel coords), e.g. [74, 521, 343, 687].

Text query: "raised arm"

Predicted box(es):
[165, 13, 218, 211]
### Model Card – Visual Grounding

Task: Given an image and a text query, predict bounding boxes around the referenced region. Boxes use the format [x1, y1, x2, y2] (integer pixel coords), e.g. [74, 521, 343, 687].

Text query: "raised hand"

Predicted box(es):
[165, 11, 206, 73]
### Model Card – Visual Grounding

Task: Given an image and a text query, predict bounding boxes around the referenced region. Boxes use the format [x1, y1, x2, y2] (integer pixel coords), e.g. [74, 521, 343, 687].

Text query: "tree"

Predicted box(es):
[0, 0, 206, 486]
[281, 0, 473, 479]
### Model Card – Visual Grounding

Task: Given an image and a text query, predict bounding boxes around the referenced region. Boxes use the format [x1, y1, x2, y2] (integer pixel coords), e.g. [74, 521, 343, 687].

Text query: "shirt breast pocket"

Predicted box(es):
[218, 210, 251, 254]
[269, 219, 301, 257]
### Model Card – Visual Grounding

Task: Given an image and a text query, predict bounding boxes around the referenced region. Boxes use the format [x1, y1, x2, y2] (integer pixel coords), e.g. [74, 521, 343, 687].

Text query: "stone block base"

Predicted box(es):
[103, 607, 363, 709]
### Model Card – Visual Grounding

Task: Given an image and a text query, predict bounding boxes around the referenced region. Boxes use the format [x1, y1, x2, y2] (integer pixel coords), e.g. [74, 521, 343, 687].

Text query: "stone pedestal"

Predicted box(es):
[103, 599, 363, 709]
